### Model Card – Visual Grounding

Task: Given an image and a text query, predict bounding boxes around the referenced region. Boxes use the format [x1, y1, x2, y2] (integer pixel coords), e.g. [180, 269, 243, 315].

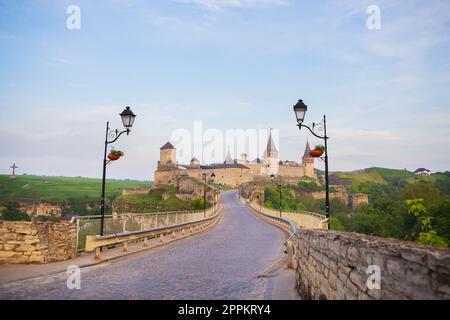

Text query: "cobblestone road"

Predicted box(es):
[0, 191, 285, 300]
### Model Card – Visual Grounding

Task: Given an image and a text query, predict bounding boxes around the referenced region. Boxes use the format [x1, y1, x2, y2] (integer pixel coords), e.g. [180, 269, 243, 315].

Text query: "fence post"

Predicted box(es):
[287, 240, 294, 269]
[94, 247, 101, 260]
[123, 241, 128, 252]
[76, 218, 80, 252]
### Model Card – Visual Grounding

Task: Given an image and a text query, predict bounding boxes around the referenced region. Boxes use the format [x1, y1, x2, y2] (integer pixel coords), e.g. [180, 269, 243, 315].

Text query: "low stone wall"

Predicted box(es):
[122, 188, 152, 196]
[0, 221, 77, 264]
[295, 229, 450, 300]
[248, 201, 327, 229]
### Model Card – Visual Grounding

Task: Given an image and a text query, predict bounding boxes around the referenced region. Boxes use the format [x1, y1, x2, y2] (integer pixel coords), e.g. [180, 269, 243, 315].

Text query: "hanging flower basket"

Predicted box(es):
[108, 150, 124, 161]
[310, 145, 325, 157]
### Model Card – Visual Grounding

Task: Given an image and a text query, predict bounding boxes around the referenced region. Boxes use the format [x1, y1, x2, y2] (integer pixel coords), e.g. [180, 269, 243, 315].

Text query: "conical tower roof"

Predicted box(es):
[302, 141, 312, 159]
[160, 142, 175, 150]
[224, 148, 234, 165]
[265, 130, 278, 154]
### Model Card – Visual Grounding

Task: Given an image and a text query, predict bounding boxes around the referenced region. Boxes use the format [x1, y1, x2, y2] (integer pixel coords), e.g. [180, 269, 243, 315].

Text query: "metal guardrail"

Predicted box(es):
[85, 205, 223, 259]
[71, 208, 217, 252]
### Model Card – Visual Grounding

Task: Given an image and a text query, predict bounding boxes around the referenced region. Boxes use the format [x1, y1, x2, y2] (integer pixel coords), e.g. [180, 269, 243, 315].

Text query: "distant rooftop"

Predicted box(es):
[160, 142, 175, 150]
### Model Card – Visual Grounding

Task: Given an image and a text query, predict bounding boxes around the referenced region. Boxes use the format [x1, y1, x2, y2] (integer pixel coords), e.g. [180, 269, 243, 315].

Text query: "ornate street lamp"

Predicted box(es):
[100, 107, 136, 237]
[293, 100, 307, 125]
[120, 106, 136, 129]
[293, 99, 330, 229]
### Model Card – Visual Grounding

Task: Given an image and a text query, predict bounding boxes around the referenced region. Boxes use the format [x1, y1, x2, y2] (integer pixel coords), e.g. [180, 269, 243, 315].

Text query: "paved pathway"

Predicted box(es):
[0, 191, 286, 300]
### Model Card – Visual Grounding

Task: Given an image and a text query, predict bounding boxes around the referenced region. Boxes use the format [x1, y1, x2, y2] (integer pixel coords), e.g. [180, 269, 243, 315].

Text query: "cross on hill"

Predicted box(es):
[10, 163, 18, 176]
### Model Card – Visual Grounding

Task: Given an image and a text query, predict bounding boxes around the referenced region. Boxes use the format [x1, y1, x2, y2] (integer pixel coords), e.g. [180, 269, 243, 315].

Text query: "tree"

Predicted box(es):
[1, 201, 31, 221]
[405, 199, 448, 247]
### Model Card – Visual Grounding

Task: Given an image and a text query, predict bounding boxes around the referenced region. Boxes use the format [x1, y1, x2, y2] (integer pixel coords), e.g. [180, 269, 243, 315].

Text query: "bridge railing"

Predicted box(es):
[83, 204, 223, 259]
[247, 202, 328, 230]
[240, 198, 297, 268]
[71, 206, 219, 253]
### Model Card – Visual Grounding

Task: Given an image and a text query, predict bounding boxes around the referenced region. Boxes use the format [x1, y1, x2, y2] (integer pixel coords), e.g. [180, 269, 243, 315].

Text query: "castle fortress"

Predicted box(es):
[154, 132, 318, 187]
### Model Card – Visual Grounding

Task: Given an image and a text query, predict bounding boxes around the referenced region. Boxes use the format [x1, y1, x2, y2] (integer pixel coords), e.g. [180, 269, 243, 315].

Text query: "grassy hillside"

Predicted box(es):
[0, 175, 151, 203]
[332, 167, 416, 188]
[113, 185, 211, 213]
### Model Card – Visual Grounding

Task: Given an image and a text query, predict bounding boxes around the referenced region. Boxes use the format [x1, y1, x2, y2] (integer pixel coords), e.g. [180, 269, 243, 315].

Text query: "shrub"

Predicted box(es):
[1, 201, 31, 221]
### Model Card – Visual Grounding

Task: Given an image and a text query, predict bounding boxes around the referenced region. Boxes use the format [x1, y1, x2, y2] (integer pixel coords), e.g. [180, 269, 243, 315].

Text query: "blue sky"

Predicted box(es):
[1, 0, 450, 180]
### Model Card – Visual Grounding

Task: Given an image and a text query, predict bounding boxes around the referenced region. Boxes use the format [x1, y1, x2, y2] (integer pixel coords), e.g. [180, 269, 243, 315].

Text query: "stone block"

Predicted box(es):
[405, 263, 432, 289]
[386, 258, 405, 279]
[349, 268, 368, 291]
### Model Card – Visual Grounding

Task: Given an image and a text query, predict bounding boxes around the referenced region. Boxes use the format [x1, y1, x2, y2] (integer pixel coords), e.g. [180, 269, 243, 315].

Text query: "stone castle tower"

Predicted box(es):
[158, 142, 177, 168]
[262, 130, 279, 176]
[300, 141, 315, 178]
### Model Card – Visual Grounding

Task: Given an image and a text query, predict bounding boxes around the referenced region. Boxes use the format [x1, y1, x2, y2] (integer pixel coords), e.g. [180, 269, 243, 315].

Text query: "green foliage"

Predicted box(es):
[297, 181, 321, 191]
[405, 199, 448, 247]
[113, 186, 211, 213]
[190, 199, 211, 210]
[266, 168, 450, 248]
[264, 186, 306, 212]
[0, 201, 30, 221]
[109, 149, 124, 156]
[313, 145, 325, 152]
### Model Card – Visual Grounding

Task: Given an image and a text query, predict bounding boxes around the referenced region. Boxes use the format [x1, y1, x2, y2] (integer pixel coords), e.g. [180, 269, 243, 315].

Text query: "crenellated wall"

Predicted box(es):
[295, 229, 450, 300]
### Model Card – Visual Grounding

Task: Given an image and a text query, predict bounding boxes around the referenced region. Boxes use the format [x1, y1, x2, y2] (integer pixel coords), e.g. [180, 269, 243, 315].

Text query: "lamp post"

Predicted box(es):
[293, 99, 330, 229]
[271, 174, 282, 218]
[100, 107, 136, 236]
[202, 172, 207, 218]
[211, 173, 216, 209]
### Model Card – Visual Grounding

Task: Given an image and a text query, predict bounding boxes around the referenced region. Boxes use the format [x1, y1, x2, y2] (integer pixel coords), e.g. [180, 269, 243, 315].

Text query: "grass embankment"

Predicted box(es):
[113, 185, 211, 213]
[0, 175, 150, 204]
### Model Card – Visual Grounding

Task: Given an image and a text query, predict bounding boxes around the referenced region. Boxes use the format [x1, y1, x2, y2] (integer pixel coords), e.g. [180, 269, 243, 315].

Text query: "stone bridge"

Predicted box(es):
[0, 190, 449, 300]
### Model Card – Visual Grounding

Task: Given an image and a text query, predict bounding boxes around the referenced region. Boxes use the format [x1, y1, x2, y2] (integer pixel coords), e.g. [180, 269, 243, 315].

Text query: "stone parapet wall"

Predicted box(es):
[0, 221, 77, 264]
[248, 201, 327, 229]
[295, 229, 450, 300]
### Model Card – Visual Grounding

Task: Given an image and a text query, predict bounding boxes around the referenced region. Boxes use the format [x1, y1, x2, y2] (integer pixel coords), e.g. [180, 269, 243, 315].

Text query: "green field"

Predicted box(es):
[0, 175, 151, 204]
[332, 167, 416, 188]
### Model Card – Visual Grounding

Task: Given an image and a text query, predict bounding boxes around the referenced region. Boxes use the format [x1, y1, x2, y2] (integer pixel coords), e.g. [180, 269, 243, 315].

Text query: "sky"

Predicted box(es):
[0, 0, 450, 180]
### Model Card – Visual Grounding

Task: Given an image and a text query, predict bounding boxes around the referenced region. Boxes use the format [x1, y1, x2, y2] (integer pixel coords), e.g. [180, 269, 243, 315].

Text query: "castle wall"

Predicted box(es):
[351, 193, 369, 209]
[154, 169, 179, 186]
[211, 168, 252, 187]
[300, 160, 316, 179]
[155, 167, 253, 188]
[278, 165, 302, 178]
